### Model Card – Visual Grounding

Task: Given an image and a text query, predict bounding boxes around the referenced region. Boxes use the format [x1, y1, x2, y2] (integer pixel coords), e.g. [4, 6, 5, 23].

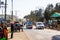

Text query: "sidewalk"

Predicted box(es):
[8, 31, 29, 40]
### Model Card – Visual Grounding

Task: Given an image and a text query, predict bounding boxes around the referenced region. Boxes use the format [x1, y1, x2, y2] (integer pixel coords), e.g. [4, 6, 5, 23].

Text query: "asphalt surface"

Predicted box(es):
[24, 27, 60, 40]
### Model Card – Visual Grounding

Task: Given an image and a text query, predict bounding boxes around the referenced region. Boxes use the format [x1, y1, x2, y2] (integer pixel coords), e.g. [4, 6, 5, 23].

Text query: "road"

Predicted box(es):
[8, 25, 60, 40]
[24, 27, 60, 40]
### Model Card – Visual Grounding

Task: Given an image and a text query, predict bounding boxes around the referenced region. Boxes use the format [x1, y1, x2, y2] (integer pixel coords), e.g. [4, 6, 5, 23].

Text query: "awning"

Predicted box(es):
[50, 12, 60, 18]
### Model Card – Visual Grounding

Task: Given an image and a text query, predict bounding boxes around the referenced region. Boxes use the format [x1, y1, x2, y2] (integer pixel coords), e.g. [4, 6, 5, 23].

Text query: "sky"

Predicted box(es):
[0, 0, 60, 19]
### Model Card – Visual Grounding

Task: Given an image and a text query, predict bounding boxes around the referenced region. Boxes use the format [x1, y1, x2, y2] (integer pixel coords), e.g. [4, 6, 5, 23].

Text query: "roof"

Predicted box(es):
[50, 12, 60, 18]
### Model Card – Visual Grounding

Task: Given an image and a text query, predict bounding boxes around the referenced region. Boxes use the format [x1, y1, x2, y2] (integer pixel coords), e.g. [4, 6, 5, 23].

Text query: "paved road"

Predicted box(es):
[24, 28, 60, 40]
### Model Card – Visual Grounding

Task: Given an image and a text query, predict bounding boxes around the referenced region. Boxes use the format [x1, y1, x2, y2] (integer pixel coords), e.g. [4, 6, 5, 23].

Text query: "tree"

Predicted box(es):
[44, 4, 53, 20]
[35, 9, 43, 16]
[50, 9, 57, 16]
[55, 3, 60, 13]
[24, 9, 44, 24]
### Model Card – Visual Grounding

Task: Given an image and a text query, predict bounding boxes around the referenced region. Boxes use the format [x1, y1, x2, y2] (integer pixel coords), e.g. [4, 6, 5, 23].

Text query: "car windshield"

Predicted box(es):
[26, 22, 32, 25]
[37, 23, 42, 25]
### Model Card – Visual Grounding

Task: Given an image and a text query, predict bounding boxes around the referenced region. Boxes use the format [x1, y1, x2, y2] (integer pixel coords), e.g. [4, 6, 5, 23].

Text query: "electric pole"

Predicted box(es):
[5, 0, 7, 20]
[0, 0, 1, 6]
[11, 0, 13, 20]
[15, 10, 17, 21]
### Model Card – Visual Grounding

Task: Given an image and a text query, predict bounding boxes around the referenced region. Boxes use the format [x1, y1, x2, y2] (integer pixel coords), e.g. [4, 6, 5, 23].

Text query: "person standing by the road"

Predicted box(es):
[10, 22, 14, 39]
[3, 22, 8, 40]
[20, 22, 23, 32]
[0, 26, 3, 39]
[17, 23, 20, 32]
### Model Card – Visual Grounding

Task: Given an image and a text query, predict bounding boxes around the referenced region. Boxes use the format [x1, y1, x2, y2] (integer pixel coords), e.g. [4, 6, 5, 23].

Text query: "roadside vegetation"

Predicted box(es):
[24, 2, 60, 29]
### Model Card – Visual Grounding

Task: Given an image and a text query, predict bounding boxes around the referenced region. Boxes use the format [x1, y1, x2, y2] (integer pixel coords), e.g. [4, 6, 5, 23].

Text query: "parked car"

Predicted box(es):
[26, 22, 33, 29]
[36, 22, 44, 29]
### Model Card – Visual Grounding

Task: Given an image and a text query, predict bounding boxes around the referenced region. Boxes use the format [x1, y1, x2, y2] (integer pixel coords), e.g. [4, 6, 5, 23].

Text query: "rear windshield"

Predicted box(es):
[38, 23, 42, 25]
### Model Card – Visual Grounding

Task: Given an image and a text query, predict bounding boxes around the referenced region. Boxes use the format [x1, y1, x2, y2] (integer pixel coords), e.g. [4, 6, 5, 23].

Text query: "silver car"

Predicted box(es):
[36, 22, 44, 29]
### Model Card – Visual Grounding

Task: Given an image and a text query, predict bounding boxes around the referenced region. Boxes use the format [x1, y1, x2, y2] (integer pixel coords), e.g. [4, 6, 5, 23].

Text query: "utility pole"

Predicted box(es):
[11, 0, 13, 20]
[0, 0, 1, 6]
[2, 8, 3, 18]
[5, 0, 7, 20]
[15, 10, 17, 21]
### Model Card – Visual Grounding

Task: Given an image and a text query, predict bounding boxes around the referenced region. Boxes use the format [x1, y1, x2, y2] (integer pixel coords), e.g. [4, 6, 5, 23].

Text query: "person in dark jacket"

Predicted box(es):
[10, 22, 14, 39]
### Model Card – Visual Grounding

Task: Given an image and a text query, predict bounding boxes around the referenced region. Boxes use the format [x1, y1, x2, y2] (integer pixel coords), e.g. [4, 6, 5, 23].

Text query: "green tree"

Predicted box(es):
[55, 3, 60, 12]
[44, 4, 53, 20]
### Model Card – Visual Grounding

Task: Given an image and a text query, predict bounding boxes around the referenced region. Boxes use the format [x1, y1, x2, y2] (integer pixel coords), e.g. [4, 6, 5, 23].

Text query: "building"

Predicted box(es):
[0, 14, 17, 22]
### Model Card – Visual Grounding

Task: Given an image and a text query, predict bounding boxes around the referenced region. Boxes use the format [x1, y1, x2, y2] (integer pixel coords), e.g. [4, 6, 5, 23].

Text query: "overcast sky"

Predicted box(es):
[0, 0, 60, 19]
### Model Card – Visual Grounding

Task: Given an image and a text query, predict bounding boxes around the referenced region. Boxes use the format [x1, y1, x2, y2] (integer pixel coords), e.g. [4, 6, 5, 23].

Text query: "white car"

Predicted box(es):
[36, 22, 44, 29]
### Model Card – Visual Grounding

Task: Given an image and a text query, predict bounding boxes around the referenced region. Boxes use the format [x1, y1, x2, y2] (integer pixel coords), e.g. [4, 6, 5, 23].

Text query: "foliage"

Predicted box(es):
[24, 9, 44, 24]
[55, 3, 60, 12]
[24, 2, 60, 24]
[44, 4, 54, 20]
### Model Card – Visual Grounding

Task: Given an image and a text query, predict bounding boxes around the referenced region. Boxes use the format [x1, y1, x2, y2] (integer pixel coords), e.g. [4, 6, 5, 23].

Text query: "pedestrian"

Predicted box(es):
[0, 26, 3, 39]
[20, 24, 23, 32]
[10, 22, 14, 39]
[3, 22, 8, 40]
[0, 26, 6, 40]
[17, 23, 20, 32]
[15, 23, 18, 32]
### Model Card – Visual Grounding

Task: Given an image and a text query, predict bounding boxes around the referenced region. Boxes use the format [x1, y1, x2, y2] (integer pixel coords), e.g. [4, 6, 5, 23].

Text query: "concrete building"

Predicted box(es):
[0, 14, 17, 22]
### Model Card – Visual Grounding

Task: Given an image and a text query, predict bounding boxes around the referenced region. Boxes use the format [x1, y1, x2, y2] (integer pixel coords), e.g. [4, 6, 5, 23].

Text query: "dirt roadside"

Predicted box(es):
[8, 32, 29, 40]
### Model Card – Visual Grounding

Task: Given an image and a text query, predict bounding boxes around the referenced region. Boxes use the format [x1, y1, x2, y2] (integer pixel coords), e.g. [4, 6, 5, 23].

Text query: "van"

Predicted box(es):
[26, 22, 32, 29]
